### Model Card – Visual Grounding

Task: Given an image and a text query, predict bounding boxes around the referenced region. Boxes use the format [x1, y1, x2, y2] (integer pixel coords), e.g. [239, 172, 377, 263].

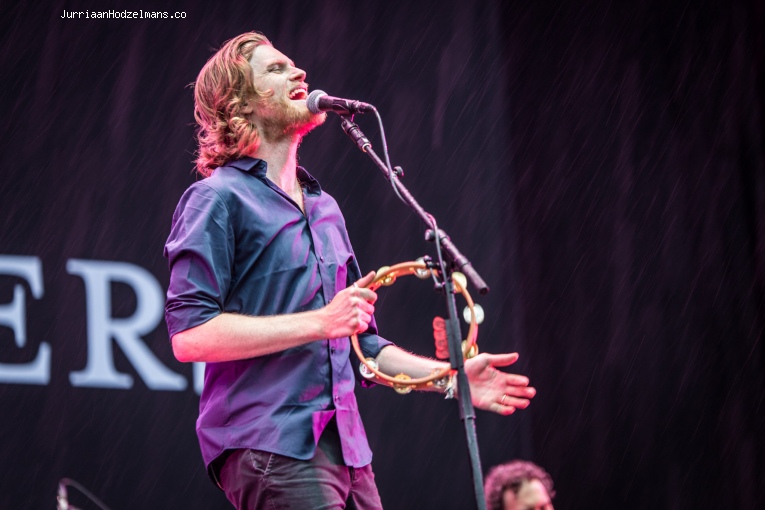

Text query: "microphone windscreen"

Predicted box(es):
[306, 90, 327, 114]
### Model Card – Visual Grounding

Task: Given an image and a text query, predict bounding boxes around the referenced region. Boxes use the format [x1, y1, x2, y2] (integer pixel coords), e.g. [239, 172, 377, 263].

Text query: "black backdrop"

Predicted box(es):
[1, 1, 763, 508]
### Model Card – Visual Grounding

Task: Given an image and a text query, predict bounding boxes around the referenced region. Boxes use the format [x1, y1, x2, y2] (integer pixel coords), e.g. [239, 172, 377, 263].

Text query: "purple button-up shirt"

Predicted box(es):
[164, 157, 391, 481]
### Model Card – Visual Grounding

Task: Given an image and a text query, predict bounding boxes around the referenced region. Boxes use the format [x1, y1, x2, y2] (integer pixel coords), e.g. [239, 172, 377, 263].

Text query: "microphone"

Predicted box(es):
[306, 90, 375, 115]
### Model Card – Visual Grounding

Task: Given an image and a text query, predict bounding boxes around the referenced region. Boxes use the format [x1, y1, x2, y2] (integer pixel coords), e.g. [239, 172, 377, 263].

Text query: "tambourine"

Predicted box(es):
[350, 259, 479, 394]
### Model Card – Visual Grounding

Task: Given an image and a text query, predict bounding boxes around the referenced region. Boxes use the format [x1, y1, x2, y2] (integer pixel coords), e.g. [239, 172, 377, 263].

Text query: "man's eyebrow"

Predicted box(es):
[264, 58, 296, 68]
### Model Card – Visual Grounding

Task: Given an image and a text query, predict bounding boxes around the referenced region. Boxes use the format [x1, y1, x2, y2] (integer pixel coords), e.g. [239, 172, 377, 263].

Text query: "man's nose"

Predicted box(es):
[290, 66, 306, 81]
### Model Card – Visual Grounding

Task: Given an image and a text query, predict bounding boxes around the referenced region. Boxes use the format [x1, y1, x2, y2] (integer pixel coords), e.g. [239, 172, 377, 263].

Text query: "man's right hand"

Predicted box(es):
[320, 271, 377, 339]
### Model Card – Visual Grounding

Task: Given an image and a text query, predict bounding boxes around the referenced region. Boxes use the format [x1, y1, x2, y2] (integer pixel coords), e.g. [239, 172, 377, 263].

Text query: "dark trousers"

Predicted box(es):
[219, 420, 384, 510]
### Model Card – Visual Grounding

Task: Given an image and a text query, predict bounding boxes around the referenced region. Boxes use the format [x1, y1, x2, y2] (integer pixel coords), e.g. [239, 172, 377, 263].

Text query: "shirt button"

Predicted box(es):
[330, 347, 336, 354]
[334, 395, 339, 402]
[320, 256, 324, 262]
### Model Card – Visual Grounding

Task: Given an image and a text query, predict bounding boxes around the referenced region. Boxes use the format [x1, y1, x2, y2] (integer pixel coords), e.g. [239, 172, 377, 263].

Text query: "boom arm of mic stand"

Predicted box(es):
[425, 229, 489, 294]
[339, 116, 490, 294]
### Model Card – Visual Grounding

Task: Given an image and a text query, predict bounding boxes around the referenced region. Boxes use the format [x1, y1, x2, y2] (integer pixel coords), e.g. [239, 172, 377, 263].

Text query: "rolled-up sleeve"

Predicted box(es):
[164, 183, 234, 338]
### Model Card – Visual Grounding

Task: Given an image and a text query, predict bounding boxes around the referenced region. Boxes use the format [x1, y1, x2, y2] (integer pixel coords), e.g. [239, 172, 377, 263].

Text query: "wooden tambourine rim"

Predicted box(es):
[350, 260, 479, 392]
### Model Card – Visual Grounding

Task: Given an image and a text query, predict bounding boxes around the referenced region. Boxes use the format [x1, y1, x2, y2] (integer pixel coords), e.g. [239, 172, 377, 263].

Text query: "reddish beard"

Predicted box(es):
[257, 94, 327, 142]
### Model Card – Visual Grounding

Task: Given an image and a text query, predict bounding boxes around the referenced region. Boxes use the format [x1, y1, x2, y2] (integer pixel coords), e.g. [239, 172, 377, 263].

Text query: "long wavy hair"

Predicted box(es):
[193, 32, 271, 177]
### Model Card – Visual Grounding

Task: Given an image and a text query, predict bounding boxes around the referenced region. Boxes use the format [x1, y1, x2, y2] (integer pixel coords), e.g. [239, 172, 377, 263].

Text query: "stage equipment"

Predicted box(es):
[57, 478, 111, 510]
[335, 108, 490, 510]
[306, 90, 375, 115]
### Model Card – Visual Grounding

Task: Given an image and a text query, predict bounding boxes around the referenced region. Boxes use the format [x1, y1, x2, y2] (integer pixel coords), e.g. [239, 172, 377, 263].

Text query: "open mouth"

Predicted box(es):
[289, 88, 307, 100]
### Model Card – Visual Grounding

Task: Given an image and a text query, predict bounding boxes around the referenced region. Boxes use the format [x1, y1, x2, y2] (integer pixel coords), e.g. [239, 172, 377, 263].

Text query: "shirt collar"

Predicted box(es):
[226, 156, 267, 175]
[296, 166, 321, 196]
[225, 157, 322, 196]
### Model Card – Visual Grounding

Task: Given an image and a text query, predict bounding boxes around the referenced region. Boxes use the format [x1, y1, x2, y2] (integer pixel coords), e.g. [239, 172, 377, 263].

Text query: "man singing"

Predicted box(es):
[165, 31, 536, 509]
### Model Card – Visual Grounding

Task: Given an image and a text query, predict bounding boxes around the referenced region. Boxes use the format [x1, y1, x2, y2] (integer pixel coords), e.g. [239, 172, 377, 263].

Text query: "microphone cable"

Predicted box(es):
[372, 109, 407, 205]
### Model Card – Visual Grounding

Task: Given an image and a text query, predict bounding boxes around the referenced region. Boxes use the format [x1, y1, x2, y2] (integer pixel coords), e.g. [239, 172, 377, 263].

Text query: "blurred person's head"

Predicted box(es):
[484, 460, 555, 510]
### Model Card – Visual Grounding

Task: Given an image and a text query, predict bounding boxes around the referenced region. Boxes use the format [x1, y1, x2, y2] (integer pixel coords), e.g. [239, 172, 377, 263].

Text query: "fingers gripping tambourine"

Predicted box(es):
[350, 259, 479, 394]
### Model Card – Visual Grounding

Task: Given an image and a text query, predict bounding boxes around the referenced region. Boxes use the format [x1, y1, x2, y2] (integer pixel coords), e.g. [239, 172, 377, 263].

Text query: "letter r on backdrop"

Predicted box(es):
[67, 259, 186, 390]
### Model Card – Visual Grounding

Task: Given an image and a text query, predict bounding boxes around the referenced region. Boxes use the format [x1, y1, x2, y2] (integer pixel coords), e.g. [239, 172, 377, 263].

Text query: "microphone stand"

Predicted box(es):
[339, 115, 489, 510]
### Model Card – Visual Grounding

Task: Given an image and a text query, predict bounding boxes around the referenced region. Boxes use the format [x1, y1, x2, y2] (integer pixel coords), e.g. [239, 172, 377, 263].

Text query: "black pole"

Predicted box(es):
[339, 115, 489, 510]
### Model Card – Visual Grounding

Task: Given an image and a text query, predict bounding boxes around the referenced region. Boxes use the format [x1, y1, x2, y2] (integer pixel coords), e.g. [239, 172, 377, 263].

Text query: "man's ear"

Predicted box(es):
[241, 98, 254, 115]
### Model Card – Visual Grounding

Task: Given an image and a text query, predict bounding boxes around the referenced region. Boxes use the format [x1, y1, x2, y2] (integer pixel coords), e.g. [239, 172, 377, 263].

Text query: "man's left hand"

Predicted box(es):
[464, 353, 535, 416]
